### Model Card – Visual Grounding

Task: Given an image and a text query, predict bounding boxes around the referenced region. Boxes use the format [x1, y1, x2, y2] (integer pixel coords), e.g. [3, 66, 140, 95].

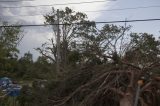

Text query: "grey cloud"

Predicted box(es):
[18, 27, 53, 60]
[0, 1, 54, 60]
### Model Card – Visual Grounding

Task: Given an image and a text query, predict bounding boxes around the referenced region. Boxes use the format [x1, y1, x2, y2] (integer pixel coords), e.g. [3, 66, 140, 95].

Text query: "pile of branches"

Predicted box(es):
[48, 64, 160, 106]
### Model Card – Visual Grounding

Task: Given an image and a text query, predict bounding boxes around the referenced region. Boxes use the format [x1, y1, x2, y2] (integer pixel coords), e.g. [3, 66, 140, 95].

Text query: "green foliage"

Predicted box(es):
[0, 23, 22, 59]
[68, 50, 81, 65]
[16, 53, 54, 80]
[0, 23, 23, 77]
[124, 33, 160, 67]
[38, 7, 89, 67]
[17, 84, 49, 106]
[16, 52, 33, 79]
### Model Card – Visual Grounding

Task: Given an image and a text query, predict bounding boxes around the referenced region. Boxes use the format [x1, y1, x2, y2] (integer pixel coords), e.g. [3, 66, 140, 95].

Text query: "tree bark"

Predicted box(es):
[120, 93, 133, 106]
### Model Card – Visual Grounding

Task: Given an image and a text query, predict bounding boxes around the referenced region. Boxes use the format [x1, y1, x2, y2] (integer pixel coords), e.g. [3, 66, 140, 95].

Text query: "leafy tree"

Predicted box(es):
[19, 52, 33, 64]
[0, 23, 23, 59]
[72, 22, 106, 65]
[17, 52, 33, 78]
[73, 24, 131, 65]
[0, 22, 23, 73]
[98, 24, 131, 64]
[33, 56, 54, 79]
[124, 33, 160, 68]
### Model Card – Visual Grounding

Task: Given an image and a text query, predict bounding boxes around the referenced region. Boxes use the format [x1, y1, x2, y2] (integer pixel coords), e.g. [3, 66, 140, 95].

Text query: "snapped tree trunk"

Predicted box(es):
[120, 93, 133, 106]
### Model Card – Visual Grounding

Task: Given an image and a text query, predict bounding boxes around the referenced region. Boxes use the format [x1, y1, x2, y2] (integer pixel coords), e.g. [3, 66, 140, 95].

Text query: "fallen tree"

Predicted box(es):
[48, 63, 160, 106]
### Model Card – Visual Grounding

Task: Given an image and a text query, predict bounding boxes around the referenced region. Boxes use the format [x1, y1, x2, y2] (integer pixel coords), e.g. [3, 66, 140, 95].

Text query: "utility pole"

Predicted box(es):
[56, 9, 60, 75]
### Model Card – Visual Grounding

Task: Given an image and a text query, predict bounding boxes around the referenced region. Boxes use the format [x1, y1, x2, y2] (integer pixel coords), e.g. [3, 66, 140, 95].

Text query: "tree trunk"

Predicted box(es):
[120, 93, 133, 106]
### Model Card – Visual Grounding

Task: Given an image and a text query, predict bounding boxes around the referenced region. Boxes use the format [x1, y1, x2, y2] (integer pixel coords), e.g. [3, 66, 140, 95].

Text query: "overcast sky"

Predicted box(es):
[0, 0, 160, 60]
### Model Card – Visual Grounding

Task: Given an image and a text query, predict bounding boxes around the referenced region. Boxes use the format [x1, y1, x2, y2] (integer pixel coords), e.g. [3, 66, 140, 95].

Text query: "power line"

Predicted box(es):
[0, 0, 34, 2]
[0, 0, 116, 8]
[0, 5, 160, 17]
[0, 18, 160, 27]
[86, 5, 160, 12]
